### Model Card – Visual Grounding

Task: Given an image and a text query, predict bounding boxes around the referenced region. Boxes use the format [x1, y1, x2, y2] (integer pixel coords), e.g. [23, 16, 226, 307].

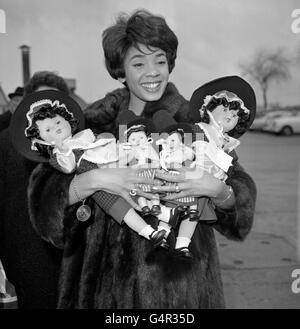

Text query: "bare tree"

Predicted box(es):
[239, 48, 291, 110]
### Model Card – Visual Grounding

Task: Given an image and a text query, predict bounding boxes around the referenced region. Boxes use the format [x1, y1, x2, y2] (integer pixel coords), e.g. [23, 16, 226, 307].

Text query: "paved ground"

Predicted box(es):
[216, 131, 300, 308]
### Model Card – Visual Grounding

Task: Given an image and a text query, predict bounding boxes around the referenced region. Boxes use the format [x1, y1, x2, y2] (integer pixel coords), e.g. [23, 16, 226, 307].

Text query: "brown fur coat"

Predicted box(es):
[28, 82, 256, 308]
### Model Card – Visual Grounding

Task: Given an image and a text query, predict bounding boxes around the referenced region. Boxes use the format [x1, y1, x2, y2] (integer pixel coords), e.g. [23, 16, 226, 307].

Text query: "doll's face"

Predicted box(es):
[36, 114, 72, 145]
[128, 131, 148, 146]
[211, 105, 239, 132]
[166, 132, 182, 151]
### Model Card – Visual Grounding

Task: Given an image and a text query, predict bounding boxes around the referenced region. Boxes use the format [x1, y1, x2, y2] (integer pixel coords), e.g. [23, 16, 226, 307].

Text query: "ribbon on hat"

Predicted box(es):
[124, 124, 147, 138]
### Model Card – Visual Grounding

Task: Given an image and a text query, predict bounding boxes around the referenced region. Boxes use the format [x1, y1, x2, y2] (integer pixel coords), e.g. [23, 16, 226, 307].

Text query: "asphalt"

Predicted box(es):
[216, 131, 300, 308]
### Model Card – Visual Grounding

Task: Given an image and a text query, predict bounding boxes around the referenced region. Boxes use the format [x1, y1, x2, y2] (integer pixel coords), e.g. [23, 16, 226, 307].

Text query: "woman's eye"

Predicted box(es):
[46, 129, 50, 132]
[133, 63, 143, 68]
[56, 121, 60, 124]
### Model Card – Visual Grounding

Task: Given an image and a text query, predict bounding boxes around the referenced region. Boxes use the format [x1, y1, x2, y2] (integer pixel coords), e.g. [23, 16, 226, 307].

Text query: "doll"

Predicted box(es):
[173, 76, 255, 259]
[154, 126, 198, 245]
[118, 122, 184, 249]
[118, 122, 161, 216]
[23, 95, 168, 248]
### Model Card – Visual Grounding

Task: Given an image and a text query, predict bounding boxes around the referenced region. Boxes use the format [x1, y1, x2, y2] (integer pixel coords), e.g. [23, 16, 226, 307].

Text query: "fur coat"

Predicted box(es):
[28, 82, 256, 309]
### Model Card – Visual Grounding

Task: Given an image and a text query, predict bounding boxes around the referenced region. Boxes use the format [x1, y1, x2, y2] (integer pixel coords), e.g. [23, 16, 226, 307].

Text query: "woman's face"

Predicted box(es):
[123, 43, 170, 110]
[211, 105, 239, 133]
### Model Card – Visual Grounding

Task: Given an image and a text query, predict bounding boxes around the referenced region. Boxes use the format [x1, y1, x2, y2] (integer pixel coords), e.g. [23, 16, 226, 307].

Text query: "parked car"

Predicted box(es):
[263, 111, 300, 135]
[250, 111, 291, 131]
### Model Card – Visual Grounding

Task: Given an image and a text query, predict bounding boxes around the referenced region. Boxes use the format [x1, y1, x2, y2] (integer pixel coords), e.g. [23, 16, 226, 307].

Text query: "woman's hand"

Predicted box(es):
[69, 167, 161, 210]
[152, 167, 234, 208]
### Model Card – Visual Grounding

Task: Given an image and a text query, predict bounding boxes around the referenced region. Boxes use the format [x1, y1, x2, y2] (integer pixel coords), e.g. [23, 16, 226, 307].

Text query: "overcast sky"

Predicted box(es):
[0, 0, 300, 107]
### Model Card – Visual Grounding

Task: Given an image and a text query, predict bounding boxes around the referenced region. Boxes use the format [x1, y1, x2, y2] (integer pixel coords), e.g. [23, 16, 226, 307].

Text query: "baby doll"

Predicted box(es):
[173, 75, 256, 259]
[23, 95, 167, 248]
[154, 125, 199, 245]
[118, 122, 183, 249]
[118, 122, 161, 216]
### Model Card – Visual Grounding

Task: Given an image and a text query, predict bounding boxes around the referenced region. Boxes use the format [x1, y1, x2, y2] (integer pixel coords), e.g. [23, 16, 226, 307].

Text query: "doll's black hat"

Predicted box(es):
[163, 122, 193, 135]
[189, 75, 256, 137]
[10, 90, 85, 163]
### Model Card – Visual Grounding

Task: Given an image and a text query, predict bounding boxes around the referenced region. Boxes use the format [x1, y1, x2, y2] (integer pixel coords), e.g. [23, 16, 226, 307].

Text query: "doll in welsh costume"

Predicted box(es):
[172, 75, 256, 259]
[118, 121, 161, 217]
[14, 90, 168, 248]
[118, 121, 186, 249]
[154, 126, 195, 241]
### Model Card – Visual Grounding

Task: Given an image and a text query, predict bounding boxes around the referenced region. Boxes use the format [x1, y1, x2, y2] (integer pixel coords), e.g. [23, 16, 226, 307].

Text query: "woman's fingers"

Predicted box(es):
[135, 189, 158, 200]
[154, 170, 186, 183]
[121, 192, 141, 211]
[151, 181, 189, 193]
[162, 191, 192, 200]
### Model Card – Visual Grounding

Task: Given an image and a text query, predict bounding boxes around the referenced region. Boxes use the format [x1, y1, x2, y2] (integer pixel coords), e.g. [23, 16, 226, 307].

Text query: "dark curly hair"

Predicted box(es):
[26, 104, 78, 158]
[102, 9, 178, 80]
[24, 71, 69, 95]
[201, 96, 250, 137]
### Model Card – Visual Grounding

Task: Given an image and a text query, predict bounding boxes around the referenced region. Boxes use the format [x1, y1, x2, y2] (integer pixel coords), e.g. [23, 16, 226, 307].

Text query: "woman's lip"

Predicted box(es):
[141, 82, 161, 92]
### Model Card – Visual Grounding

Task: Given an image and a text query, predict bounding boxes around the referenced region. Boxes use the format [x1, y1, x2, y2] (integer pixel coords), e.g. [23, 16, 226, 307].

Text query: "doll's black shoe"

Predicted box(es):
[141, 206, 151, 217]
[175, 247, 194, 260]
[180, 206, 190, 220]
[149, 229, 167, 248]
[151, 205, 161, 216]
[169, 205, 185, 228]
[188, 209, 200, 221]
[159, 237, 170, 250]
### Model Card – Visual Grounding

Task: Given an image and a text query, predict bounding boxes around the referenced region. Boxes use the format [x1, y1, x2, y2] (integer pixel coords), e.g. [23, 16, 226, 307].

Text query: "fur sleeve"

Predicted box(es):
[27, 163, 75, 249]
[212, 161, 257, 241]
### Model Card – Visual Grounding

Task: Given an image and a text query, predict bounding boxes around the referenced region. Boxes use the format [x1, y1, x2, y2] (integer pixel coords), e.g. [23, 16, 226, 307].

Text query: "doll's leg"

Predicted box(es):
[157, 204, 184, 230]
[185, 203, 200, 221]
[175, 219, 198, 259]
[93, 192, 166, 247]
[150, 193, 161, 216]
[123, 209, 166, 247]
[137, 196, 151, 216]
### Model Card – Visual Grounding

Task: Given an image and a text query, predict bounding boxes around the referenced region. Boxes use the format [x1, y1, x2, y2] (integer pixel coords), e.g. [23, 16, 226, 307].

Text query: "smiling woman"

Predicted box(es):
[26, 9, 256, 309]
[123, 45, 170, 115]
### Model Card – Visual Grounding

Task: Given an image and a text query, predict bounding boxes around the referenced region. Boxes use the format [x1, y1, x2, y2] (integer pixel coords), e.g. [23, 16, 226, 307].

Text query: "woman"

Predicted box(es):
[27, 9, 256, 308]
